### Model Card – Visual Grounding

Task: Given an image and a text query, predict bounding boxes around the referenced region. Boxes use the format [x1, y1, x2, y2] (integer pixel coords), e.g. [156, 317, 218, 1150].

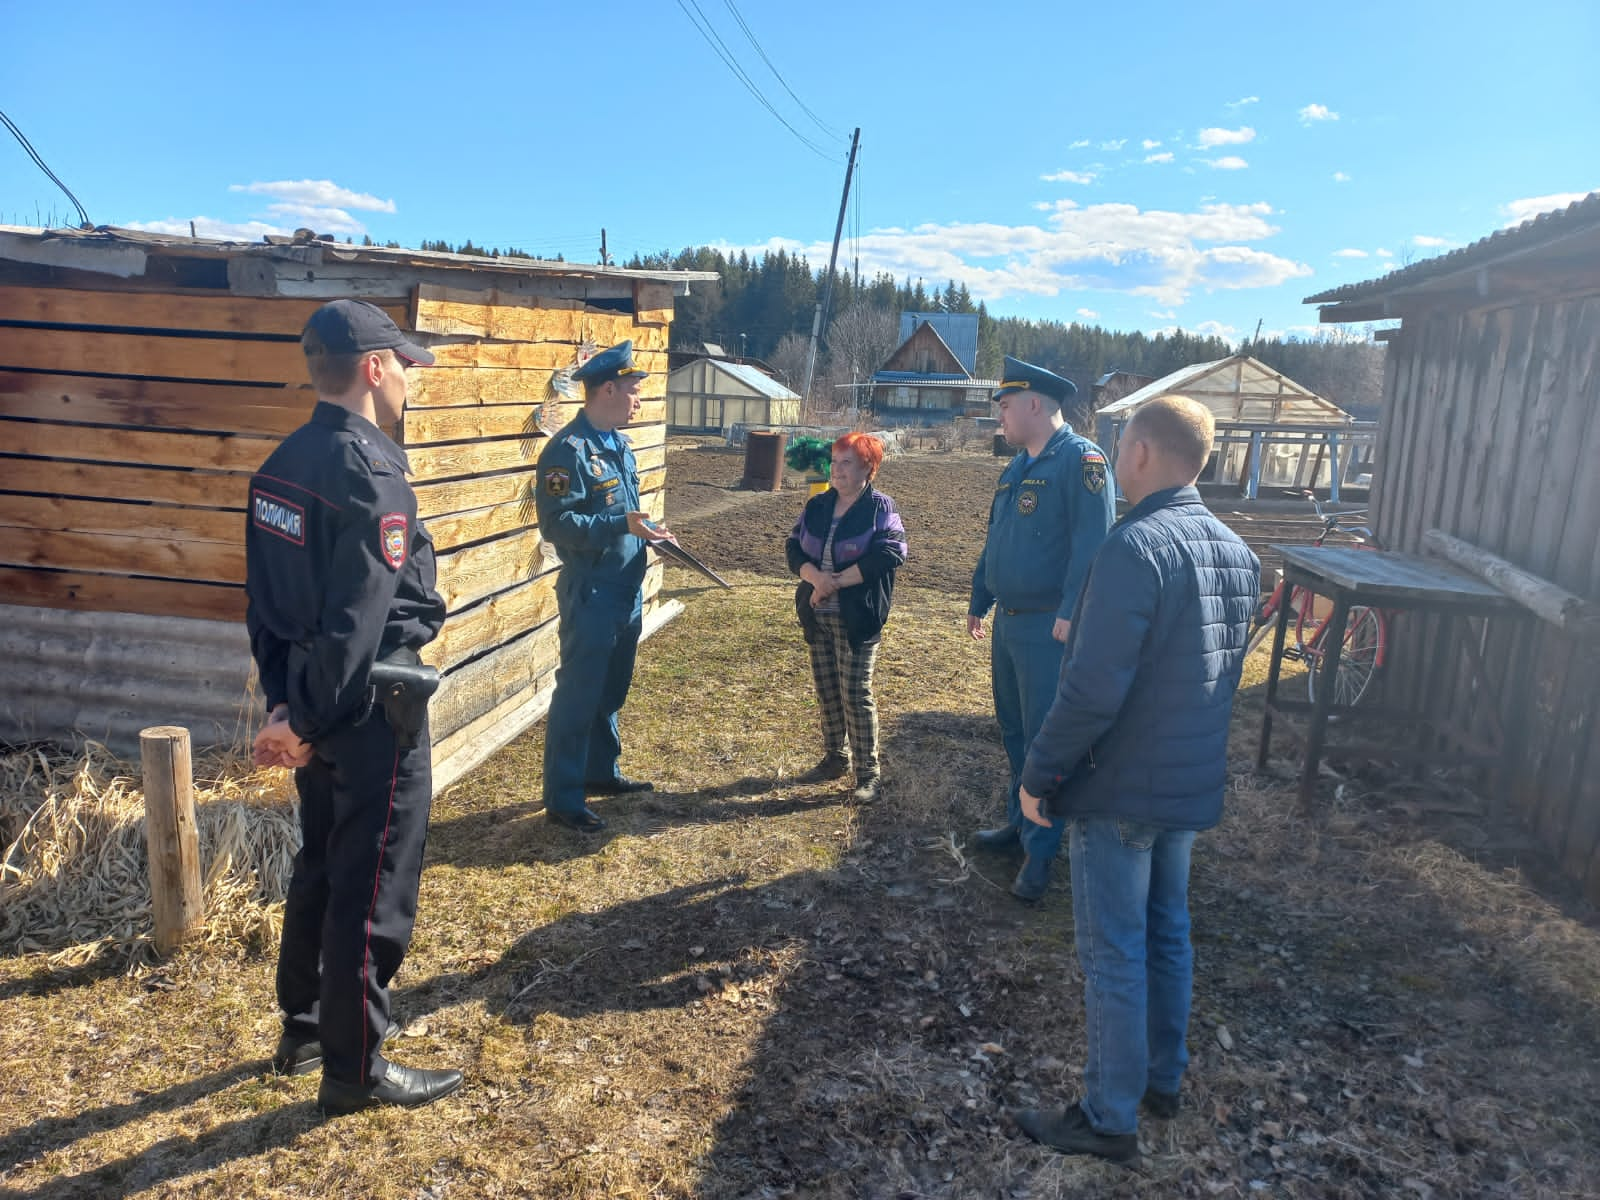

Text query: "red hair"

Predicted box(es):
[834, 431, 884, 477]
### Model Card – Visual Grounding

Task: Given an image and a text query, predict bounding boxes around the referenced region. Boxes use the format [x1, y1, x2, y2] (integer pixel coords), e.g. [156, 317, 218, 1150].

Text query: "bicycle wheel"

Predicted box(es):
[1306, 606, 1386, 708]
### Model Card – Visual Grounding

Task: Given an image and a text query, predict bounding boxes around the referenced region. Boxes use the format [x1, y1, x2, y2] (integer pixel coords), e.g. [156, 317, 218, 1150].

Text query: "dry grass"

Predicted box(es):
[2, 442, 1598, 1198]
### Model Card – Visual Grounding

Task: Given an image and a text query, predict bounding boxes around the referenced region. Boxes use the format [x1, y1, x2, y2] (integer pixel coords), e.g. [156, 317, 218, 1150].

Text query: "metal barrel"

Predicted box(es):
[741, 430, 787, 491]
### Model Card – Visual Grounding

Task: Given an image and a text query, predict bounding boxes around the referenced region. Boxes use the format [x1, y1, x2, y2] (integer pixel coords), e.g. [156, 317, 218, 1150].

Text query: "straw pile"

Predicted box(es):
[0, 741, 301, 967]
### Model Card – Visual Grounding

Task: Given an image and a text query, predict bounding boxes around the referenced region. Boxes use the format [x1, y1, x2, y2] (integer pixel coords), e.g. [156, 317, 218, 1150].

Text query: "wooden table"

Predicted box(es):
[1256, 545, 1517, 807]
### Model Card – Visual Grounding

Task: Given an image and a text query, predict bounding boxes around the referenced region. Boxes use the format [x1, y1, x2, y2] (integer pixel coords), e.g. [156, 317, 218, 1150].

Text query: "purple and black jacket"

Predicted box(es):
[785, 485, 908, 648]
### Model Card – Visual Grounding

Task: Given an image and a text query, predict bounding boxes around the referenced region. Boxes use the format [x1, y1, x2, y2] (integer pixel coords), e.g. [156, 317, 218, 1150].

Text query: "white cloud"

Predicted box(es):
[1149, 309, 1177, 320]
[1069, 138, 1091, 149]
[1076, 308, 1100, 320]
[1298, 103, 1339, 123]
[1142, 139, 1163, 150]
[1227, 96, 1260, 109]
[230, 179, 397, 213]
[728, 199, 1309, 309]
[1144, 152, 1174, 164]
[258, 202, 369, 235]
[1041, 169, 1096, 184]
[1101, 139, 1127, 151]
[1207, 156, 1249, 170]
[1375, 248, 1394, 258]
[124, 216, 292, 241]
[1333, 248, 1368, 258]
[1500, 190, 1594, 226]
[1195, 320, 1237, 339]
[1197, 126, 1255, 148]
[1032, 201, 1054, 212]
[1413, 234, 1453, 247]
[1332, 171, 1351, 183]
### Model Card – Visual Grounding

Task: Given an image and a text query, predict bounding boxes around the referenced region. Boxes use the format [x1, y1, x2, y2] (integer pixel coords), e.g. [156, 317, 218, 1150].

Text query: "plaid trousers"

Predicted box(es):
[806, 611, 880, 780]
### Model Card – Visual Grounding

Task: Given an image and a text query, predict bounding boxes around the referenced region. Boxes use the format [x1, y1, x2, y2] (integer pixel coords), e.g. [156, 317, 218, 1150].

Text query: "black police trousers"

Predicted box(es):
[276, 707, 432, 1085]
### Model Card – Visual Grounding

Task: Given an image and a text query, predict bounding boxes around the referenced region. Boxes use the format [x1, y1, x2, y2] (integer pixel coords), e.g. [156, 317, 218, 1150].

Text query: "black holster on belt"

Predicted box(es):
[368, 649, 440, 749]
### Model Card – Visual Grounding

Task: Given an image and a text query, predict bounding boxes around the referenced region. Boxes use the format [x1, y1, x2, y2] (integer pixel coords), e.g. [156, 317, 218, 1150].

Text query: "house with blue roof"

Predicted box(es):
[868, 312, 997, 426]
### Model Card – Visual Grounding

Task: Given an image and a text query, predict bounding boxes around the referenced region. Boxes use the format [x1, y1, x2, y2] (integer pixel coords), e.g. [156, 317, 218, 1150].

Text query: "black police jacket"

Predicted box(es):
[245, 403, 446, 743]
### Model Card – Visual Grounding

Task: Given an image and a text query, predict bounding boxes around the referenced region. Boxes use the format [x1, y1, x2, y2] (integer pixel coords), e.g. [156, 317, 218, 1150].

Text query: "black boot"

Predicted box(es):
[318, 1058, 464, 1115]
[272, 1021, 399, 1077]
[1013, 1103, 1138, 1164]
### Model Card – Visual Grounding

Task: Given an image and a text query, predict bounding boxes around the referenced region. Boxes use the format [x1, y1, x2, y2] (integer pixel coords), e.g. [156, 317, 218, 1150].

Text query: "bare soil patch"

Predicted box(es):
[1, 436, 1597, 1198]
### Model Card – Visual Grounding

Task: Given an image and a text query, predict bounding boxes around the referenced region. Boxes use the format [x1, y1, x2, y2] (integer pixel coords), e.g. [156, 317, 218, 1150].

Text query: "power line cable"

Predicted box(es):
[720, 0, 845, 140]
[0, 107, 91, 228]
[673, 0, 839, 162]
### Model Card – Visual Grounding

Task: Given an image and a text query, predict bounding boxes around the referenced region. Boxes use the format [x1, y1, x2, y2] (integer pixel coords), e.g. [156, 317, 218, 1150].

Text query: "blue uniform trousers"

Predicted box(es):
[991, 609, 1068, 881]
[277, 708, 432, 1085]
[543, 572, 643, 814]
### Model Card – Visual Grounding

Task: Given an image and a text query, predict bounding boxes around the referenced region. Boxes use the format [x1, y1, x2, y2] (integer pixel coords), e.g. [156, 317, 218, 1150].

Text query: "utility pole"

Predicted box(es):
[599, 228, 610, 266]
[802, 126, 861, 410]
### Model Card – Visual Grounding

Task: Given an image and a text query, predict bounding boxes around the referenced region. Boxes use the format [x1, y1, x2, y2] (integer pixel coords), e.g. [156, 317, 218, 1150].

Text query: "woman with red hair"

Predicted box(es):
[785, 432, 908, 803]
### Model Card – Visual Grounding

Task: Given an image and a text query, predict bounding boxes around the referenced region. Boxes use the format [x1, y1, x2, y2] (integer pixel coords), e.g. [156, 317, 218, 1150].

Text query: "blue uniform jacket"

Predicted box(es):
[245, 403, 446, 744]
[969, 425, 1115, 622]
[535, 409, 647, 589]
[1019, 485, 1261, 829]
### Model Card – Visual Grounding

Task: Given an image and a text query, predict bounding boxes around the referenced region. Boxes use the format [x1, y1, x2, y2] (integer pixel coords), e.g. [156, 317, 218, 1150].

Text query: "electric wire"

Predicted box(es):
[673, 0, 840, 162]
[0, 107, 91, 228]
[719, 0, 845, 140]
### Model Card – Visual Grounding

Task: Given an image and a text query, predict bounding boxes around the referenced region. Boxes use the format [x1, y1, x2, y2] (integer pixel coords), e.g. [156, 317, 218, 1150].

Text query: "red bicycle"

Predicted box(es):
[1245, 492, 1391, 708]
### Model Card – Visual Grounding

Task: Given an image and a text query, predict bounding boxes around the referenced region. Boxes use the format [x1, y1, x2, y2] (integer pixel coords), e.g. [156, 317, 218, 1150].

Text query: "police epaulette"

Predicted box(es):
[564, 434, 586, 451]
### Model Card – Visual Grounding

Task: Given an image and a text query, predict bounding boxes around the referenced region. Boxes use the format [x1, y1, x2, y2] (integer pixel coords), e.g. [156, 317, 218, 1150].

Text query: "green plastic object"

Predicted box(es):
[784, 435, 833, 479]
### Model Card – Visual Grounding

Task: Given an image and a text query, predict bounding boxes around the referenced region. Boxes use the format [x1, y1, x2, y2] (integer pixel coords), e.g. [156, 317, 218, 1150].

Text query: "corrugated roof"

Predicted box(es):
[0, 224, 720, 286]
[870, 373, 999, 388]
[703, 359, 801, 399]
[898, 311, 979, 373]
[1304, 190, 1600, 307]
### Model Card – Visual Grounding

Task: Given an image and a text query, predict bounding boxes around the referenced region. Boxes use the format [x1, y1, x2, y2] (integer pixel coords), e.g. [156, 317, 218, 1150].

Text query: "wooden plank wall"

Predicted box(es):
[1372, 292, 1600, 902]
[0, 277, 674, 764]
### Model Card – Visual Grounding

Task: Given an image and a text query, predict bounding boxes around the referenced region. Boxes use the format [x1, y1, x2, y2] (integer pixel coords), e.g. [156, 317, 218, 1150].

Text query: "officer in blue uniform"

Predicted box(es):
[967, 356, 1115, 901]
[246, 299, 462, 1114]
[536, 340, 674, 833]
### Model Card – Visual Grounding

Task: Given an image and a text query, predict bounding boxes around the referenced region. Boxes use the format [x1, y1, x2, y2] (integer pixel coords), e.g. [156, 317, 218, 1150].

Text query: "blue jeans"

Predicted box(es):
[991, 610, 1066, 878]
[542, 573, 642, 813]
[1069, 817, 1197, 1134]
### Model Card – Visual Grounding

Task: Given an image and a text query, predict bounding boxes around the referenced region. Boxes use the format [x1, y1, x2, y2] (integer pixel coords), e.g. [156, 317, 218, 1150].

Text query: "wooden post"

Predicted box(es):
[140, 725, 204, 954]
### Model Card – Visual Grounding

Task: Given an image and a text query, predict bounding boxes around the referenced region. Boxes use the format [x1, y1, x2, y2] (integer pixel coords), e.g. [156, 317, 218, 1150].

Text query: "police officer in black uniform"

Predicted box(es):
[246, 299, 462, 1114]
[536, 340, 674, 833]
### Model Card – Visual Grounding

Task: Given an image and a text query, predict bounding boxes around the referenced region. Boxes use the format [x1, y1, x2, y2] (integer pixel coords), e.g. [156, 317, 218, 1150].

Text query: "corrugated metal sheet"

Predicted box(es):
[1305, 190, 1600, 306]
[712, 360, 801, 400]
[0, 604, 254, 755]
[870, 371, 987, 385]
[897, 312, 979, 373]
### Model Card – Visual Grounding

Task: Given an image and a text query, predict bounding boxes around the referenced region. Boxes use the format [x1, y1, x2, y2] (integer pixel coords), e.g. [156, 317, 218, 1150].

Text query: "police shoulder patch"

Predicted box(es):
[380, 513, 407, 569]
[544, 467, 571, 497]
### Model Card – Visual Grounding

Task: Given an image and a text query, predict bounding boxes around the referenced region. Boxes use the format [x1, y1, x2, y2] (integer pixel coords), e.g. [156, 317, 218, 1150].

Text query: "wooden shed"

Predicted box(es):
[1097, 355, 1370, 499]
[1308, 192, 1600, 901]
[665, 357, 800, 435]
[0, 225, 716, 790]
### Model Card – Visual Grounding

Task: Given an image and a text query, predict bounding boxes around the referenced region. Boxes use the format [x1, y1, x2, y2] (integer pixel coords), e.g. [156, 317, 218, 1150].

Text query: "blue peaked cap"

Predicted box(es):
[572, 339, 650, 387]
[992, 356, 1076, 404]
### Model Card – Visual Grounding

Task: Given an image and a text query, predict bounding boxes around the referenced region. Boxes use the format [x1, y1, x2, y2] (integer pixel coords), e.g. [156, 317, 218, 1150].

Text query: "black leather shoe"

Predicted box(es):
[973, 825, 1021, 851]
[548, 806, 607, 832]
[1141, 1087, 1180, 1119]
[585, 775, 654, 795]
[1013, 1103, 1138, 1164]
[318, 1058, 463, 1115]
[272, 1021, 399, 1077]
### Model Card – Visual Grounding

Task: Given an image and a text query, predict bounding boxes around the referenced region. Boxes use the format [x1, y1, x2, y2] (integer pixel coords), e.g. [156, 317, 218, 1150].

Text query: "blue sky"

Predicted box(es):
[4, 0, 1596, 342]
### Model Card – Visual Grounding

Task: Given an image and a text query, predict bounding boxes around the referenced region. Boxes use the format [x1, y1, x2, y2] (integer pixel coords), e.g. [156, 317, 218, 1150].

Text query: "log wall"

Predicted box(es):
[0, 274, 674, 774]
[1371, 291, 1600, 901]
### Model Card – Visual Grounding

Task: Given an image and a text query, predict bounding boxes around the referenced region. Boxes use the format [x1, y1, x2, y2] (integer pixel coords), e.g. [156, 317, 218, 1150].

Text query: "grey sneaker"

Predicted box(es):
[850, 776, 882, 804]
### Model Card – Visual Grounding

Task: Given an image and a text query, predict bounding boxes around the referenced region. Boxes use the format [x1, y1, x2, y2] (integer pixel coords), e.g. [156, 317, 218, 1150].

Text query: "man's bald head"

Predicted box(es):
[1126, 395, 1215, 481]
